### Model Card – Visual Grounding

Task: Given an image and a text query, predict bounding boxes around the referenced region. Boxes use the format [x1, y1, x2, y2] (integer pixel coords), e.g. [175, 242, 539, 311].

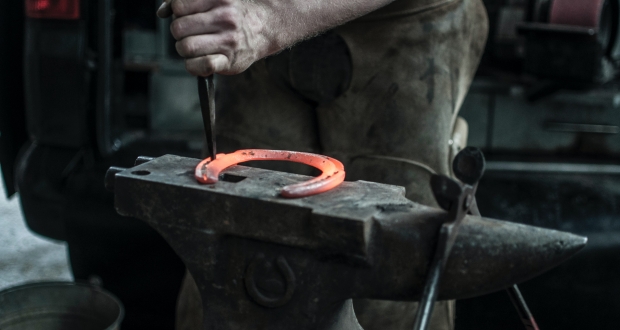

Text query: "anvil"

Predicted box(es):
[105, 155, 586, 330]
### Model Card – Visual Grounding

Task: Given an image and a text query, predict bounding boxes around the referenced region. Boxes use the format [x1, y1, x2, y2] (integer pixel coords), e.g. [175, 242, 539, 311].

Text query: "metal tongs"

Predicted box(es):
[412, 147, 482, 330]
[413, 147, 539, 330]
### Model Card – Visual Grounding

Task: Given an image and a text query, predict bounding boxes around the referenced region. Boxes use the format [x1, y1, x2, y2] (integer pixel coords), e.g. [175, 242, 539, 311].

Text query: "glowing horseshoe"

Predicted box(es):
[195, 149, 346, 198]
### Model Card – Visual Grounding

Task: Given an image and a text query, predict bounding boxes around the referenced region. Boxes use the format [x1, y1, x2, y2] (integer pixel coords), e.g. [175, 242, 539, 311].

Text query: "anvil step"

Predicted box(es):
[106, 155, 586, 329]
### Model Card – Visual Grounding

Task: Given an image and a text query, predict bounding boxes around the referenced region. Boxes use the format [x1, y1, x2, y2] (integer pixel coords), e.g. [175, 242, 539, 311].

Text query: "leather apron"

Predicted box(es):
[176, 0, 488, 329]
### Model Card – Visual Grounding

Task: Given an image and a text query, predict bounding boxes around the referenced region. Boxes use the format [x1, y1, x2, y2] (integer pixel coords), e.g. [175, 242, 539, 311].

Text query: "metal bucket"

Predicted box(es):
[0, 282, 124, 330]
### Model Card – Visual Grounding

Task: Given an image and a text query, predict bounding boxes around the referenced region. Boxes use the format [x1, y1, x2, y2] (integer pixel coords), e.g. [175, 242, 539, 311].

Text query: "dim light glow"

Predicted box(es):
[33, 0, 50, 10]
[26, 0, 80, 20]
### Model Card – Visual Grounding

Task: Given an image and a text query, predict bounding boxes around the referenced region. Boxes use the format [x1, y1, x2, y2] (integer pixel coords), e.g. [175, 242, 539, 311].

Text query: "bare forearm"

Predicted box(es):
[157, 0, 395, 75]
[255, 0, 395, 51]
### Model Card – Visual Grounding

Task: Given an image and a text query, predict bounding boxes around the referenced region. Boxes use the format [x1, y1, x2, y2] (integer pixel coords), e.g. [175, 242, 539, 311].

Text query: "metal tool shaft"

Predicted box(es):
[198, 75, 217, 160]
[411, 224, 455, 330]
[413, 176, 473, 330]
[507, 284, 541, 330]
[469, 202, 540, 330]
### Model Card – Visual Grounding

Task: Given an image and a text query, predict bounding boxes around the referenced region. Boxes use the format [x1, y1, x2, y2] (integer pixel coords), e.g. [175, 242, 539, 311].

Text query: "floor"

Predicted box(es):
[0, 172, 72, 291]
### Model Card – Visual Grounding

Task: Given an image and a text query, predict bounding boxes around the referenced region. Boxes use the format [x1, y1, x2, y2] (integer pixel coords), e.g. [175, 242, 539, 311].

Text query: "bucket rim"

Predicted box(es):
[0, 281, 125, 330]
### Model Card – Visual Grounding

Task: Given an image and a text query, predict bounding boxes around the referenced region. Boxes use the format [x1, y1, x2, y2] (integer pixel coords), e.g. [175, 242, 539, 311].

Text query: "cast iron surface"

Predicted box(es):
[413, 172, 478, 330]
[107, 155, 586, 330]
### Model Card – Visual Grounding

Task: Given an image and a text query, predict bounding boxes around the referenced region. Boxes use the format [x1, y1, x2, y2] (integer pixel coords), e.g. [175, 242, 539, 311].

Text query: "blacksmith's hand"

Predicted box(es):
[157, 0, 271, 76]
[157, 0, 397, 76]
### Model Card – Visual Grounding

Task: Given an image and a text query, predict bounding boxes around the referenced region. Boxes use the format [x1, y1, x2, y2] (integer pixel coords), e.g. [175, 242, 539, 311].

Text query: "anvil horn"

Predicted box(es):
[446, 215, 586, 298]
[347, 206, 586, 301]
[363, 210, 587, 300]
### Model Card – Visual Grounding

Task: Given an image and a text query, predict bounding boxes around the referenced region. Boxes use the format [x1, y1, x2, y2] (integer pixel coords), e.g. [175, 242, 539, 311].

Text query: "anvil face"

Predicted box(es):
[108, 155, 586, 330]
[116, 155, 411, 259]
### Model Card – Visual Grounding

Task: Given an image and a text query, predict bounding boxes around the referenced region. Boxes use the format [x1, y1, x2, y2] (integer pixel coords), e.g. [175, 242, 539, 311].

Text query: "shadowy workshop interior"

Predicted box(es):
[0, 0, 618, 329]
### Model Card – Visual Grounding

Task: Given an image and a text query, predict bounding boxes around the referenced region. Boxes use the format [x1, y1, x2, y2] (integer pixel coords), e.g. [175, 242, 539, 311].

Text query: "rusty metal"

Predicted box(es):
[106, 154, 587, 330]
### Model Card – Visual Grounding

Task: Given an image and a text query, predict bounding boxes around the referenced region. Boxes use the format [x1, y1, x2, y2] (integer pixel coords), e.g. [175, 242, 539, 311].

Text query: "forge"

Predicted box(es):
[105, 154, 586, 330]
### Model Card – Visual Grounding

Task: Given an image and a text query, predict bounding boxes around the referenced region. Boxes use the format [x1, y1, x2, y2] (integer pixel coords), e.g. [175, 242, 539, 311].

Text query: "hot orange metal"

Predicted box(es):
[195, 149, 346, 198]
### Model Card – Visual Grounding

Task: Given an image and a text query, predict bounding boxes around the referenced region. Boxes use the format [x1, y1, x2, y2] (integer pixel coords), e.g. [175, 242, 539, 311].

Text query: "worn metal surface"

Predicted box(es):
[108, 155, 586, 330]
[0, 282, 123, 330]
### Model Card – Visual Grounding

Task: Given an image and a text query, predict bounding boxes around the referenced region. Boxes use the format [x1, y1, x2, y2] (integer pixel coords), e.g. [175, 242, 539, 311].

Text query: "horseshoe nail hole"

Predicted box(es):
[132, 170, 151, 176]
[220, 173, 247, 183]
